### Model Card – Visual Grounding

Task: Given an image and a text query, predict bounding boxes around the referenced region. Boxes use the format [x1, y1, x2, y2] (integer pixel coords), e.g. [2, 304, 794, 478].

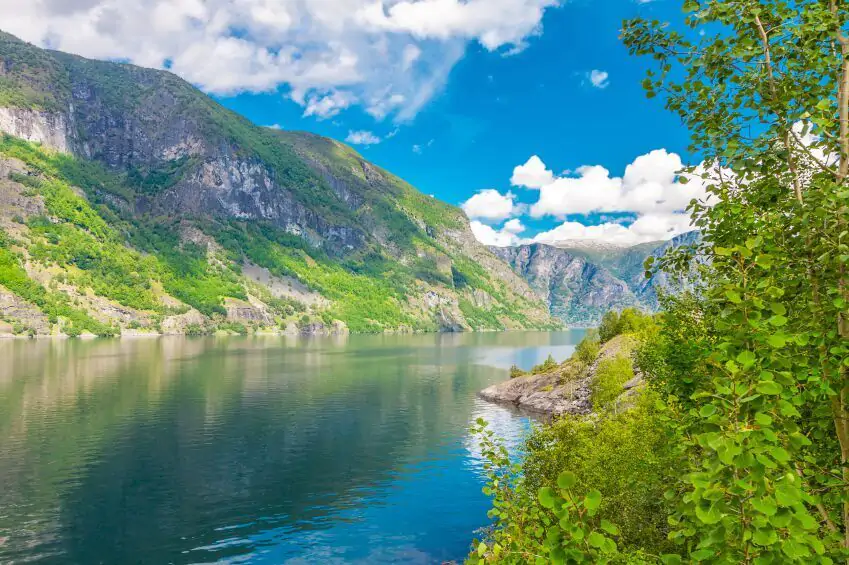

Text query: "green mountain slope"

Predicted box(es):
[0, 32, 557, 337]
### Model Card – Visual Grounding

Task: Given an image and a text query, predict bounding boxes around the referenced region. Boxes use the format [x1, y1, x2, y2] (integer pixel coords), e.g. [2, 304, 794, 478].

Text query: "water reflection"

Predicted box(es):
[0, 331, 584, 564]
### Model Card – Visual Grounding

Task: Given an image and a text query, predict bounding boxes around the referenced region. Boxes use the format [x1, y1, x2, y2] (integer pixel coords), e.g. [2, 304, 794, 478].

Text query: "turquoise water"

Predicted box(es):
[0, 331, 584, 564]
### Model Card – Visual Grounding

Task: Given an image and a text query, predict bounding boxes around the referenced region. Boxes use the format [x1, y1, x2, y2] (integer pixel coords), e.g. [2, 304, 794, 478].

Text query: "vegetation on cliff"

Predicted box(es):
[0, 32, 557, 336]
[471, 0, 849, 562]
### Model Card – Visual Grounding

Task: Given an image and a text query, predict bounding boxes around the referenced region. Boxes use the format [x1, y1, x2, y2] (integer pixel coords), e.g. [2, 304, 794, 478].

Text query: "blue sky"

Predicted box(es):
[6, 0, 704, 246]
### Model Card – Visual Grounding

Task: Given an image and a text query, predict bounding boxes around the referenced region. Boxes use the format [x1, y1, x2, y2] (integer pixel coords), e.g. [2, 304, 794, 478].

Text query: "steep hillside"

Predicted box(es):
[0, 32, 557, 337]
[491, 244, 642, 327]
[492, 233, 701, 326]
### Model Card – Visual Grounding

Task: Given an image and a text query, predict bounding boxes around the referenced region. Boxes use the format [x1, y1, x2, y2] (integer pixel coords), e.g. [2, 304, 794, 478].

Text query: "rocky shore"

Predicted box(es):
[479, 335, 642, 417]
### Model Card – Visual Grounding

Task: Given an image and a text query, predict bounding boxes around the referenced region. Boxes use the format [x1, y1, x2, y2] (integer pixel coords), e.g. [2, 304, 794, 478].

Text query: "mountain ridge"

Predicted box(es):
[0, 31, 558, 337]
[491, 231, 700, 326]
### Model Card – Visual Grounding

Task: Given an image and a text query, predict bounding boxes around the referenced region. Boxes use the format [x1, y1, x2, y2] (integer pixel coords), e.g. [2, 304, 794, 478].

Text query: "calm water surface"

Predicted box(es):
[0, 330, 584, 564]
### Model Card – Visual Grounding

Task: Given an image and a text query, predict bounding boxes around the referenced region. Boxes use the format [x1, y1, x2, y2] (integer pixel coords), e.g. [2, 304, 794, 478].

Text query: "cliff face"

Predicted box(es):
[0, 32, 557, 336]
[492, 234, 701, 327]
[491, 244, 641, 327]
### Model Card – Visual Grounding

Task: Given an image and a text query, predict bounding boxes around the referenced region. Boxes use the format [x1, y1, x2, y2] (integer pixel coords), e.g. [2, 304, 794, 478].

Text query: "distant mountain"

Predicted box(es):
[490, 244, 642, 327]
[492, 232, 700, 326]
[0, 31, 557, 337]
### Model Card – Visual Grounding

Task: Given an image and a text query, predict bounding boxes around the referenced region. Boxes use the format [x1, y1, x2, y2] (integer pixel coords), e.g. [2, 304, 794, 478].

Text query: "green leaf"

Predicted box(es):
[725, 290, 742, 303]
[751, 496, 777, 516]
[769, 446, 790, 463]
[538, 487, 556, 509]
[768, 334, 787, 348]
[583, 489, 602, 512]
[600, 519, 619, 535]
[695, 502, 722, 524]
[756, 381, 782, 395]
[587, 531, 606, 548]
[754, 412, 772, 426]
[768, 315, 788, 327]
[700, 404, 717, 417]
[752, 528, 778, 546]
[770, 302, 786, 315]
[477, 542, 487, 557]
[682, 0, 699, 13]
[557, 471, 576, 490]
[736, 350, 756, 367]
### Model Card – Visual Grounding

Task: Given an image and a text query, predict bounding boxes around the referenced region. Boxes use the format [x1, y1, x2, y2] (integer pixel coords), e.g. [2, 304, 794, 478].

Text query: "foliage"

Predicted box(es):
[590, 355, 635, 411]
[620, 0, 849, 561]
[598, 308, 653, 343]
[523, 393, 680, 556]
[469, 418, 631, 564]
[573, 330, 601, 365]
[510, 365, 528, 379]
[532, 354, 559, 374]
[0, 235, 116, 337]
[474, 1, 849, 560]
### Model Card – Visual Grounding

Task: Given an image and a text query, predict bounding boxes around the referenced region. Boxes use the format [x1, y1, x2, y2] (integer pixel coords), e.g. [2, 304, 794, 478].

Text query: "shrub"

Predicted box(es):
[598, 308, 653, 343]
[590, 355, 634, 410]
[531, 354, 558, 374]
[573, 329, 601, 365]
[509, 365, 527, 379]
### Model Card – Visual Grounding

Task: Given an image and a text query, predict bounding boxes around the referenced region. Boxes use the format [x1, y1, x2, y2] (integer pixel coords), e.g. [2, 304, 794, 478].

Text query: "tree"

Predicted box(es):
[623, 1, 849, 561]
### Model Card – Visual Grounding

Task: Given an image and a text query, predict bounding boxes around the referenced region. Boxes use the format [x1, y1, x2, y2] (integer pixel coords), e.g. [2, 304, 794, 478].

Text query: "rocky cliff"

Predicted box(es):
[0, 31, 557, 337]
[491, 244, 641, 327]
[492, 233, 701, 326]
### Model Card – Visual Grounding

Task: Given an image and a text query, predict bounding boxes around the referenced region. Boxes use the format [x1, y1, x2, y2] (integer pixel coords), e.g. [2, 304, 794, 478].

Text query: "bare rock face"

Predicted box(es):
[0, 108, 71, 153]
[479, 371, 594, 417]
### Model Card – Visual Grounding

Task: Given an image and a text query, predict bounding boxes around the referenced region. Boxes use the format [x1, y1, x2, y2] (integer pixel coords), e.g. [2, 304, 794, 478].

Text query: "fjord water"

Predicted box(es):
[0, 331, 584, 564]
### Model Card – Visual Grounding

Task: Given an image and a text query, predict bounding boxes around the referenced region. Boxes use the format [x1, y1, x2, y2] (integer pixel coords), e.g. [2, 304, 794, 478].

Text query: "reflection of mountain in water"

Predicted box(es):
[0, 332, 583, 564]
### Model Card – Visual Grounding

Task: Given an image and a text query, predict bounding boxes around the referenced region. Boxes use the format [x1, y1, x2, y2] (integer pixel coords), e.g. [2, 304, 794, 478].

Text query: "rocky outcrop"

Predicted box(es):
[0, 108, 71, 153]
[479, 335, 641, 417]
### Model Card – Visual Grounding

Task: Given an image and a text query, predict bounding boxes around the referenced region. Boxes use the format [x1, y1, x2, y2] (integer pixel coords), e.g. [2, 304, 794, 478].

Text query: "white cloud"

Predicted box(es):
[461, 189, 523, 222]
[511, 155, 554, 188]
[345, 130, 381, 145]
[588, 69, 609, 89]
[530, 149, 709, 219]
[264, 123, 283, 130]
[3, 0, 562, 122]
[303, 90, 356, 119]
[471, 220, 527, 247]
[468, 149, 715, 247]
[533, 213, 694, 246]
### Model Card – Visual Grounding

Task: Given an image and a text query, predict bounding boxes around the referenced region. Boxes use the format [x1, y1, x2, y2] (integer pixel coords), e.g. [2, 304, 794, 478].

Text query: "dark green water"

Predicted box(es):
[0, 330, 585, 564]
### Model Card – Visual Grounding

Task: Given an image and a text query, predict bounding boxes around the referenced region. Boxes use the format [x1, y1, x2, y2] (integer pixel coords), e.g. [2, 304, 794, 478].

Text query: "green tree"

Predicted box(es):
[623, 0, 849, 561]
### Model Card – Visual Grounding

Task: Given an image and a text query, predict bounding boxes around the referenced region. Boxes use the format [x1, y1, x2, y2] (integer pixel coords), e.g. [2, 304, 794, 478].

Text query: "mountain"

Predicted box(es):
[492, 232, 701, 326]
[490, 244, 642, 327]
[0, 32, 557, 337]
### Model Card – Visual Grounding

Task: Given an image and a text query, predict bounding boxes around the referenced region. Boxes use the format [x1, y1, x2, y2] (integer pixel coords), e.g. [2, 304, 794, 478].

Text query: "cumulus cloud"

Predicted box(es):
[511, 155, 554, 189]
[303, 90, 357, 119]
[530, 149, 709, 218]
[588, 69, 609, 89]
[462, 189, 523, 222]
[471, 220, 527, 247]
[468, 149, 716, 247]
[345, 130, 381, 145]
[2, 0, 562, 121]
